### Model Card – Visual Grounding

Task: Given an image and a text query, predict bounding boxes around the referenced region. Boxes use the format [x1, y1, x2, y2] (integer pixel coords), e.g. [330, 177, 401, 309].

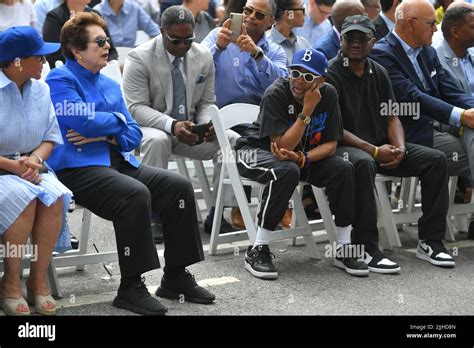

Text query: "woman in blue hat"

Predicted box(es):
[0, 26, 72, 316]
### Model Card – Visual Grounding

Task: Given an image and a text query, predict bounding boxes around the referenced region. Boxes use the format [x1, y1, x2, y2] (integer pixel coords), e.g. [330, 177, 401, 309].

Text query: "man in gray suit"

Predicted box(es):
[434, 4, 474, 194]
[122, 5, 238, 234]
[435, 4, 474, 97]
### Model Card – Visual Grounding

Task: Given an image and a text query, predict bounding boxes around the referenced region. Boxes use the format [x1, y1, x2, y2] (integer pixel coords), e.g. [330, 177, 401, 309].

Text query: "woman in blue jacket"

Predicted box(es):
[46, 12, 215, 316]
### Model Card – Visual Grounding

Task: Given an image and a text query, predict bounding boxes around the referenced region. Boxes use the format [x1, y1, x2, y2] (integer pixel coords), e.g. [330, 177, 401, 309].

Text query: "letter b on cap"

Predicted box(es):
[302, 49, 312, 62]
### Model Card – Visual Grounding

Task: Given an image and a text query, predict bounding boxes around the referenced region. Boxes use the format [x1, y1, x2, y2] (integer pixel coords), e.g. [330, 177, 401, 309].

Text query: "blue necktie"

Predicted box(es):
[170, 58, 187, 120]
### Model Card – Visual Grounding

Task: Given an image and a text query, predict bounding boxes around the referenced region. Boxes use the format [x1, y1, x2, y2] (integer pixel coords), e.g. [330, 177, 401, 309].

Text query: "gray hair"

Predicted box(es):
[268, 0, 277, 16]
[161, 5, 195, 28]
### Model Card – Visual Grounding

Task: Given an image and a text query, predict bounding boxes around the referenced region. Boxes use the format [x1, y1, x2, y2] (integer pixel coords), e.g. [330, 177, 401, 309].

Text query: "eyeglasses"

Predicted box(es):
[89, 36, 111, 47]
[316, 4, 331, 17]
[409, 17, 437, 28]
[163, 31, 195, 45]
[342, 33, 373, 44]
[243, 6, 271, 21]
[289, 69, 320, 83]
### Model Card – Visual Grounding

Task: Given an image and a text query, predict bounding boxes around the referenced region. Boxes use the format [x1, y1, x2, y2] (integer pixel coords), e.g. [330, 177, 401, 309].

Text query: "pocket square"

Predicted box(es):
[196, 74, 207, 84]
[430, 70, 436, 77]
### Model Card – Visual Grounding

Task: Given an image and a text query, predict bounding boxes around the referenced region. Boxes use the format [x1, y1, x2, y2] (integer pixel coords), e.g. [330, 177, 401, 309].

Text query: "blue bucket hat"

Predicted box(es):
[0, 26, 60, 61]
[289, 48, 328, 77]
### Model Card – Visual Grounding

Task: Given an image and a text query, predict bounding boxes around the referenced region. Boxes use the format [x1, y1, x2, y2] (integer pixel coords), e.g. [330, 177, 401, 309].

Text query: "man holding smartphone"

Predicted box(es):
[235, 48, 369, 279]
[201, 0, 288, 108]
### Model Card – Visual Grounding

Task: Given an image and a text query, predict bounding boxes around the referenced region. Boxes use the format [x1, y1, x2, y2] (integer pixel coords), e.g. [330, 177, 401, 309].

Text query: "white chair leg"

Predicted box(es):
[47, 257, 62, 298]
[312, 186, 337, 245]
[209, 165, 226, 256]
[375, 181, 401, 249]
[76, 209, 92, 271]
[291, 189, 319, 259]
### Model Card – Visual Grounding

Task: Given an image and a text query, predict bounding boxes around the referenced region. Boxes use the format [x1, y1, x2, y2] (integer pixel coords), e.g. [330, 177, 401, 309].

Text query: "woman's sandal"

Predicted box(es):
[1, 296, 31, 316]
[27, 291, 57, 316]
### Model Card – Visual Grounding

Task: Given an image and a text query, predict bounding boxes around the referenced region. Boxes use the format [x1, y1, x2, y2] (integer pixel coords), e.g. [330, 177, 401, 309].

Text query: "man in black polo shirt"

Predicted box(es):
[327, 15, 455, 273]
[235, 48, 369, 280]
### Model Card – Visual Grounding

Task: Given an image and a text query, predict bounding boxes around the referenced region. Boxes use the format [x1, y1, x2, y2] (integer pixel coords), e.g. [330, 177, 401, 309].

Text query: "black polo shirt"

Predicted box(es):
[236, 77, 343, 152]
[326, 53, 397, 146]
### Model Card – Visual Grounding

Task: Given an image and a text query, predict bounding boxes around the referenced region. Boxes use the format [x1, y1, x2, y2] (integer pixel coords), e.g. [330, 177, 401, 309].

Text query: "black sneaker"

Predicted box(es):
[113, 279, 168, 315]
[333, 244, 369, 277]
[204, 215, 237, 234]
[156, 269, 215, 304]
[244, 245, 278, 280]
[360, 249, 401, 274]
[417, 240, 455, 267]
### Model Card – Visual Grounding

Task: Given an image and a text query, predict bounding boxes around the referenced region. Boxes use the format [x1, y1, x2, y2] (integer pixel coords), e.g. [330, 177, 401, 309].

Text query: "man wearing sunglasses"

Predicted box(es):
[201, 0, 288, 108]
[327, 15, 455, 272]
[235, 48, 369, 279]
[371, 0, 474, 207]
[123, 6, 240, 236]
[293, 0, 335, 45]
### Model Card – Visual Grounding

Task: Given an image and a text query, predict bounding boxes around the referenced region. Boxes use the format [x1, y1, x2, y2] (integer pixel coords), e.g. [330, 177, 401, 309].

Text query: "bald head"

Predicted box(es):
[395, 0, 435, 24]
[394, 0, 437, 47]
[332, 0, 366, 32]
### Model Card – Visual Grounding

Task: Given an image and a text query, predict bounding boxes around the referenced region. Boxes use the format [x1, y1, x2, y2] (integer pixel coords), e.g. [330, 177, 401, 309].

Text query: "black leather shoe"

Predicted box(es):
[204, 216, 237, 235]
[151, 222, 163, 244]
[155, 270, 215, 304]
[113, 280, 167, 315]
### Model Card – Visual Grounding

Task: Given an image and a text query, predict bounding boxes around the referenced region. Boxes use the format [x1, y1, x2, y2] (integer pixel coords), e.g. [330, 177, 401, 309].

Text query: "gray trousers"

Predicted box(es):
[140, 126, 240, 206]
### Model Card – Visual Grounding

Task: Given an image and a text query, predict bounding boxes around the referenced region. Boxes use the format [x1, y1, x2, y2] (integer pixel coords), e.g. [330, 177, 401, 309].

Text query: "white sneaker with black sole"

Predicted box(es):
[360, 250, 401, 274]
[334, 244, 369, 277]
[417, 240, 455, 267]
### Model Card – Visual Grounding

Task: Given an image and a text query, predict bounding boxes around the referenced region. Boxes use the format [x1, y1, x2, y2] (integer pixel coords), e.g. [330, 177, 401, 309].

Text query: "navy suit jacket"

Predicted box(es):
[370, 32, 474, 147]
[313, 29, 340, 61]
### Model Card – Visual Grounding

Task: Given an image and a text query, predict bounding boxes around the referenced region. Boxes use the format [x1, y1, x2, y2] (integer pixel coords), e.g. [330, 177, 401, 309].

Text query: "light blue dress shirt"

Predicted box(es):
[268, 25, 311, 65]
[293, 16, 332, 46]
[392, 30, 463, 126]
[94, 0, 160, 47]
[34, 0, 60, 34]
[201, 28, 288, 108]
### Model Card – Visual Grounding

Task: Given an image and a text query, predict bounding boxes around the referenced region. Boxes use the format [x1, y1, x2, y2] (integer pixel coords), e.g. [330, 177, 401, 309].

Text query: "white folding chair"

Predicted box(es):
[209, 103, 319, 259]
[134, 30, 150, 46]
[101, 60, 122, 84]
[116, 46, 132, 69]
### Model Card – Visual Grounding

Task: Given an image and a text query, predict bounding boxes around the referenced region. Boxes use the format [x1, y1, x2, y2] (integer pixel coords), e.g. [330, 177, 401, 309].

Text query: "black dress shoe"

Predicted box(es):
[151, 222, 163, 244]
[155, 269, 216, 304]
[113, 280, 168, 315]
[204, 216, 237, 235]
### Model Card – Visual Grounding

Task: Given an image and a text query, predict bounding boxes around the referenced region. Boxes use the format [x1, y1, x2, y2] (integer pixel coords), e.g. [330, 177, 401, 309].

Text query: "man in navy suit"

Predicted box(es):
[313, 0, 365, 60]
[370, 0, 474, 181]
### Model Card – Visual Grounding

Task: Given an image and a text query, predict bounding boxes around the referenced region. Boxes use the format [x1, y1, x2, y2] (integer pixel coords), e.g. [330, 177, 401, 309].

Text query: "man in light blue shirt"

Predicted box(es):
[94, 0, 161, 47]
[268, 0, 310, 65]
[201, 0, 288, 108]
[293, 0, 334, 45]
[34, 0, 60, 34]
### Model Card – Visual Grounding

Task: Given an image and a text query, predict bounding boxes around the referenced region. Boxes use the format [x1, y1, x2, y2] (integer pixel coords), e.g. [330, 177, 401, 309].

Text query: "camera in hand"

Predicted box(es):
[191, 121, 213, 145]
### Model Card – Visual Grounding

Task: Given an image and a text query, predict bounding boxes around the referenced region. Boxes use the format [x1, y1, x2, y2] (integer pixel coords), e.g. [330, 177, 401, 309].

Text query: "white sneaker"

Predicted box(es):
[416, 240, 455, 267]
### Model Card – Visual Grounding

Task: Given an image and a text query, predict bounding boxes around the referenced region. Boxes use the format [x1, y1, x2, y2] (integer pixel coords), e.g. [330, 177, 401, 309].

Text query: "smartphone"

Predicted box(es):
[191, 121, 213, 145]
[230, 13, 243, 42]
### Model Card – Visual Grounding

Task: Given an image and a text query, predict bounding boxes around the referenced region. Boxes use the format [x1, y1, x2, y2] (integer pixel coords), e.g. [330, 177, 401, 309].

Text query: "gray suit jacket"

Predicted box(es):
[122, 35, 216, 131]
[435, 38, 474, 95]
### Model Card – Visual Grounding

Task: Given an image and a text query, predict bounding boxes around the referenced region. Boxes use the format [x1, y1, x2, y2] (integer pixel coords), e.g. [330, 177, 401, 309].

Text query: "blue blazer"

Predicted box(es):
[313, 29, 340, 61]
[46, 59, 142, 172]
[371, 32, 474, 147]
